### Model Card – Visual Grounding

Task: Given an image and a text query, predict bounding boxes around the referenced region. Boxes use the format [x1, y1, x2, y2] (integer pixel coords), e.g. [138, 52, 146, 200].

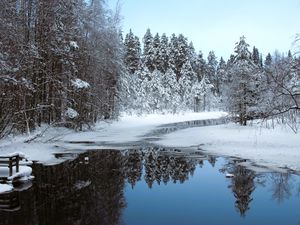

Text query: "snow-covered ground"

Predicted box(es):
[60, 111, 228, 143]
[0, 112, 227, 165]
[1, 111, 300, 173]
[155, 121, 300, 172]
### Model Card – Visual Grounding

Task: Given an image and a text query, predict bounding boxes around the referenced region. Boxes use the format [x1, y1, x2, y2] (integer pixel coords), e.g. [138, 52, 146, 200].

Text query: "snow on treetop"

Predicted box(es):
[71, 78, 90, 89]
[65, 107, 79, 119]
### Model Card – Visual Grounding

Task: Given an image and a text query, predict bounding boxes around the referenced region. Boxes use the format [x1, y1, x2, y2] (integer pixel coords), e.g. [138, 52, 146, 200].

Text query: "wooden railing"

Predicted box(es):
[0, 155, 21, 177]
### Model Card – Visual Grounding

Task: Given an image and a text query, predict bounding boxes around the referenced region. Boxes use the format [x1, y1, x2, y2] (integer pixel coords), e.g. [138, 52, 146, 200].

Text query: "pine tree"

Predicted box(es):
[195, 51, 207, 82]
[169, 34, 189, 80]
[152, 33, 161, 71]
[157, 33, 169, 73]
[124, 29, 141, 74]
[143, 28, 155, 72]
[252, 46, 260, 66]
[207, 51, 218, 94]
[216, 57, 227, 95]
[179, 61, 196, 109]
[225, 36, 261, 125]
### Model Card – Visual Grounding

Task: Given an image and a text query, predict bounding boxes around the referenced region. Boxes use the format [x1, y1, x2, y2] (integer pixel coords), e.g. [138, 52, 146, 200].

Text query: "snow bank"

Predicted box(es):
[62, 111, 227, 143]
[155, 122, 300, 172]
[0, 125, 76, 165]
[0, 112, 227, 165]
[0, 184, 13, 194]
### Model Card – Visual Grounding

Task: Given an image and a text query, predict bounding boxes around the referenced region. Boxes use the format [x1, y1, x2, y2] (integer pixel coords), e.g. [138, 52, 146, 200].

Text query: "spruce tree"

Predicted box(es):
[225, 36, 261, 125]
[207, 51, 218, 95]
[124, 29, 141, 74]
[143, 28, 155, 72]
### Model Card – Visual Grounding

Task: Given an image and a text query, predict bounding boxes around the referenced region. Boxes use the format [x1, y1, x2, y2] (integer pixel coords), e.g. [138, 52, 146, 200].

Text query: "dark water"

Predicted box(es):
[0, 148, 300, 225]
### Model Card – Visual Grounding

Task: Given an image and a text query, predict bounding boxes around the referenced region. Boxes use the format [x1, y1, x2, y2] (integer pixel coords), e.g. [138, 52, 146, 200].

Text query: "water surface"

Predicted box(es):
[0, 148, 299, 225]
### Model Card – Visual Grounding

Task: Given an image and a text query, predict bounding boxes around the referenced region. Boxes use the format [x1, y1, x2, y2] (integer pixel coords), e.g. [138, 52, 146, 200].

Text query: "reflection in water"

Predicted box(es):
[270, 173, 293, 203]
[0, 151, 127, 225]
[142, 149, 198, 188]
[231, 166, 256, 216]
[220, 160, 256, 217]
[0, 148, 299, 225]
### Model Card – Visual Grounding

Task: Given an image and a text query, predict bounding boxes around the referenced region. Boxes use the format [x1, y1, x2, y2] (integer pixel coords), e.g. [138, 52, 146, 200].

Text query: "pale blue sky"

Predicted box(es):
[108, 0, 300, 59]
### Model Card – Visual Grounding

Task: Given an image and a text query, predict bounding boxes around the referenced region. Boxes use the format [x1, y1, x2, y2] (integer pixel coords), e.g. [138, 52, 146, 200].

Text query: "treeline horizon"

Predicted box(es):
[0, 1, 299, 139]
[120, 28, 299, 128]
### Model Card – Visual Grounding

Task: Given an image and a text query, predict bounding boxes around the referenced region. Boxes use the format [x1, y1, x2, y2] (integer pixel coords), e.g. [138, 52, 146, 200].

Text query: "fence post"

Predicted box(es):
[9, 157, 12, 177]
[16, 155, 19, 173]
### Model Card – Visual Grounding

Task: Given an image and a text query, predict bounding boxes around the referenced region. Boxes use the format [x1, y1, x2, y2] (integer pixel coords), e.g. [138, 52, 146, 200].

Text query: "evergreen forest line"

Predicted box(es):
[0, 1, 299, 139]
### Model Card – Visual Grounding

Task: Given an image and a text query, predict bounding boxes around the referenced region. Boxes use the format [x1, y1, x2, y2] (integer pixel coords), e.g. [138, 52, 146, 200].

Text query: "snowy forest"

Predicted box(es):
[1, 0, 300, 139]
[121, 29, 300, 129]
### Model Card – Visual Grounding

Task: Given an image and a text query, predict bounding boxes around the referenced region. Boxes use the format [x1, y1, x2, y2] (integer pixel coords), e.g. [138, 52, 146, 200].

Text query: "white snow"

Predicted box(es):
[71, 78, 90, 89]
[0, 112, 226, 165]
[0, 125, 77, 165]
[2, 111, 300, 173]
[70, 41, 79, 49]
[0, 166, 32, 180]
[7, 166, 32, 180]
[0, 152, 26, 158]
[61, 111, 228, 143]
[65, 107, 79, 119]
[155, 121, 300, 172]
[0, 184, 13, 194]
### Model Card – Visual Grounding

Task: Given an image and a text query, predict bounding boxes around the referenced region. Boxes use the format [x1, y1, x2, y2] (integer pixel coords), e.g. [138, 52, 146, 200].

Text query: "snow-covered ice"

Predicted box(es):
[155, 121, 300, 172]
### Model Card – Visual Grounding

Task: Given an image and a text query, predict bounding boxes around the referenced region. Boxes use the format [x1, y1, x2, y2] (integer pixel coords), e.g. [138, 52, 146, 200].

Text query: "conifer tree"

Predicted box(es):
[225, 36, 261, 125]
[143, 28, 155, 72]
[124, 29, 141, 74]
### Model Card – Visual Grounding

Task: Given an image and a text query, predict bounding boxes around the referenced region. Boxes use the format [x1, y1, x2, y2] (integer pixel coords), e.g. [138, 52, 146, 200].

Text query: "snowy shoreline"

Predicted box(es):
[155, 121, 300, 172]
[1, 111, 300, 173]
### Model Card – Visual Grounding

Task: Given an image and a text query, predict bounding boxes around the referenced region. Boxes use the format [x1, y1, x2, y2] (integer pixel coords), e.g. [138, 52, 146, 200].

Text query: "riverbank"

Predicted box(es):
[0, 112, 227, 165]
[1, 112, 299, 173]
[155, 120, 300, 172]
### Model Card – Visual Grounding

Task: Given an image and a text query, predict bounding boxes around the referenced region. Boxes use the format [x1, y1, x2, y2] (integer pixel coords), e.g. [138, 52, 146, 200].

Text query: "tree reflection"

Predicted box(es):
[0, 150, 127, 225]
[231, 165, 256, 217]
[270, 173, 292, 203]
[140, 149, 199, 187]
[221, 160, 256, 217]
[5, 148, 298, 224]
[124, 150, 143, 189]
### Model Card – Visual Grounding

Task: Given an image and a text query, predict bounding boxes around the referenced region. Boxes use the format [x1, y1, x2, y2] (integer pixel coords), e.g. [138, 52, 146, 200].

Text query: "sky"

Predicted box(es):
[108, 0, 300, 59]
